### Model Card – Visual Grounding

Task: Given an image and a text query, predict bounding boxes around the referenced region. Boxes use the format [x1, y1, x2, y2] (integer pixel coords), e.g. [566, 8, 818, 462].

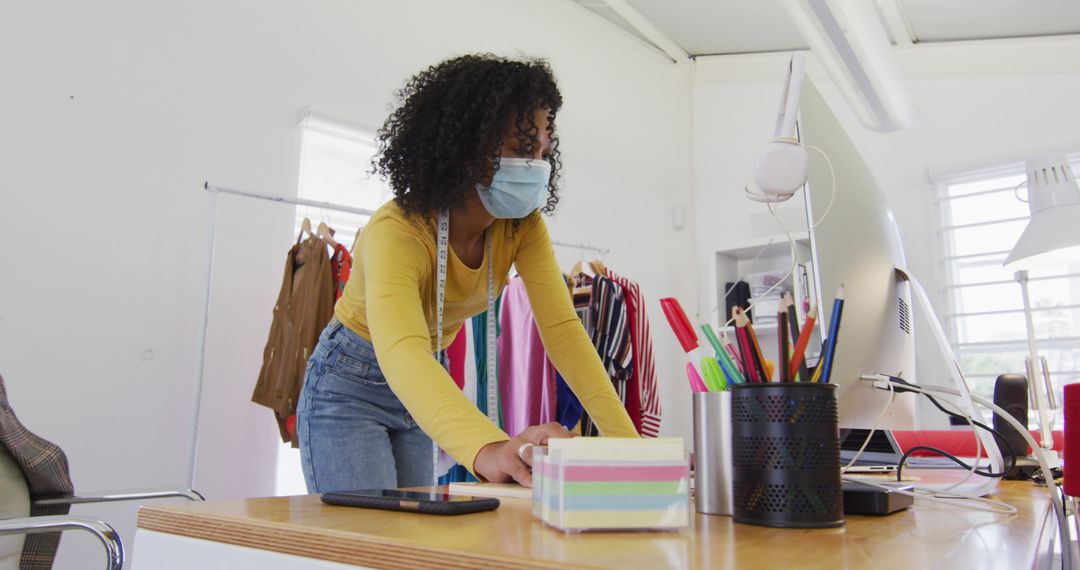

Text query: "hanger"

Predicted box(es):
[571, 248, 595, 278]
[588, 257, 608, 277]
[298, 217, 313, 243]
[317, 222, 339, 248]
[569, 249, 595, 297]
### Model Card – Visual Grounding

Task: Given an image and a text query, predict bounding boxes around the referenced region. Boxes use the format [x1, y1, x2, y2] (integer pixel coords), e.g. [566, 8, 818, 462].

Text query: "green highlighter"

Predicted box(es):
[699, 356, 728, 392]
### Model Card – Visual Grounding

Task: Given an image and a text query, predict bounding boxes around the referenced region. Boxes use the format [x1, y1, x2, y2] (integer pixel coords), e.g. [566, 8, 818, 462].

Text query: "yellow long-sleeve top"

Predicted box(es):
[335, 201, 638, 473]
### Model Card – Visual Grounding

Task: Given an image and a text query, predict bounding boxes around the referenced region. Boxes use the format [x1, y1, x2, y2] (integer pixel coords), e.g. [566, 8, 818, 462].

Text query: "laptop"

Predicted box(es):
[840, 429, 989, 470]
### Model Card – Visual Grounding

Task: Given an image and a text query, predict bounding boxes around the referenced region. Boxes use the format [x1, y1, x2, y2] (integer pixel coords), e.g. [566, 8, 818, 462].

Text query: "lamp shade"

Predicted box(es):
[1005, 154, 1080, 270]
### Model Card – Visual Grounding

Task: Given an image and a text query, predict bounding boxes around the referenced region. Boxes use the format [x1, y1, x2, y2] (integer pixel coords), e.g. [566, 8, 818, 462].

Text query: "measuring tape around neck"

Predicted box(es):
[435, 209, 499, 421]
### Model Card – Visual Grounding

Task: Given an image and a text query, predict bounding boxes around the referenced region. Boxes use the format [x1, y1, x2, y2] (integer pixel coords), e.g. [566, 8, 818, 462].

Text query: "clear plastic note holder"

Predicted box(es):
[531, 440, 691, 533]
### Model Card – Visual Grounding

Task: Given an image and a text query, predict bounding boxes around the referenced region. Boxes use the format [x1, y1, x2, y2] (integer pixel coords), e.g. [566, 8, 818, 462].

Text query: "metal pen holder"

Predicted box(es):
[731, 383, 844, 528]
[693, 391, 733, 516]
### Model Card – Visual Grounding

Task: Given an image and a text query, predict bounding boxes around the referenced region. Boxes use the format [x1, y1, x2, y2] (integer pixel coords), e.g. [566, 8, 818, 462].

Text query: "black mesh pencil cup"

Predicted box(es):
[731, 383, 844, 528]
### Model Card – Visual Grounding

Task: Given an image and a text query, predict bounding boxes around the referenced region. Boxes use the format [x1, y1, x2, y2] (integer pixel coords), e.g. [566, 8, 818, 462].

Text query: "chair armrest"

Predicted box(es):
[0, 515, 123, 570]
[33, 488, 205, 507]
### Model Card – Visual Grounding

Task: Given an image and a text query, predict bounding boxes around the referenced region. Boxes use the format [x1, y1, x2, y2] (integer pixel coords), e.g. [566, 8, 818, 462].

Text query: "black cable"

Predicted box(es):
[896, 445, 1013, 481]
[882, 376, 1017, 481]
[922, 393, 1018, 469]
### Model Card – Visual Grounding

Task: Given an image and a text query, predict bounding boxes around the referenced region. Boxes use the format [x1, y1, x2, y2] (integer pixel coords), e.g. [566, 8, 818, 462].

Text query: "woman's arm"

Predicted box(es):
[513, 214, 638, 438]
[363, 216, 512, 474]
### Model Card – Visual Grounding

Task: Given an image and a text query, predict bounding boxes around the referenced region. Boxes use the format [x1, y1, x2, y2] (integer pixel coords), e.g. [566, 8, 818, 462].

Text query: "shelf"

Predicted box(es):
[716, 235, 811, 260]
[722, 323, 779, 333]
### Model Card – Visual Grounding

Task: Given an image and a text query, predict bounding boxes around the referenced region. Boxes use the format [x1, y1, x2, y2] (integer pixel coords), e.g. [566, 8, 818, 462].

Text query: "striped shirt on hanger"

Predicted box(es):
[606, 270, 662, 437]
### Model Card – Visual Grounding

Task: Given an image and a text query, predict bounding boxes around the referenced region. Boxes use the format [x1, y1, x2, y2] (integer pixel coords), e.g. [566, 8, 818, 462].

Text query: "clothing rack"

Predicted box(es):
[550, 240, 610, 256]
[187, 183, 376, 489]
[187, 182, 611, 489]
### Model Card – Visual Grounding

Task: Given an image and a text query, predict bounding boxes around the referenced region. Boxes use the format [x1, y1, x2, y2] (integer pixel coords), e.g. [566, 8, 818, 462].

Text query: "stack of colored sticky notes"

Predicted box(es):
[532, 437, 690, 532]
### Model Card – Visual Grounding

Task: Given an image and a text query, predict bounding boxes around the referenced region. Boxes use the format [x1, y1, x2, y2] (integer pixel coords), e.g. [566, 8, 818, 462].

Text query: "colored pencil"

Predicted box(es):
[742, 309, 770, 382]
[811, 352, 823, 383]
[789, 305, 818, 381]
[784, 292, 809, 382]
[721, 331, 744, 374]
[779, 310, 790, 382]
[819, 286, 846, 383]
[734, 317, 759, 383]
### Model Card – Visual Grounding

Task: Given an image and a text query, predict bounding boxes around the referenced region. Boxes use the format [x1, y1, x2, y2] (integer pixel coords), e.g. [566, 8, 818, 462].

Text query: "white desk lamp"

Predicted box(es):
[1004, 153, 1080, 463]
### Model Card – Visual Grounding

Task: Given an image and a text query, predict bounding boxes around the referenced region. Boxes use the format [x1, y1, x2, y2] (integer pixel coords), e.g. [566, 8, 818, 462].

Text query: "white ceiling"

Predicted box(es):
[573, 0, 1080, 57]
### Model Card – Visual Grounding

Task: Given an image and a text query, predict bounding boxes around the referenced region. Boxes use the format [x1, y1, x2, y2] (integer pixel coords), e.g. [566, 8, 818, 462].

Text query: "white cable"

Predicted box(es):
[760, 144, 838, 234]
[719, 202, 799, 332]
[840, 379, 1012, 515]
[721, 142, 838, 334]
[915, 392, 984, 496]
[839, 379, 986, 496]
[878, 380, 1071, 569]
[722, 144, 838, 330]
[841, 380, 895, 471]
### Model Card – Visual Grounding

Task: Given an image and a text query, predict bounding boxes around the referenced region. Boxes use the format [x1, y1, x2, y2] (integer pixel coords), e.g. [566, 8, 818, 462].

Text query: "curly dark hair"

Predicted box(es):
[374, 54, 563, 216]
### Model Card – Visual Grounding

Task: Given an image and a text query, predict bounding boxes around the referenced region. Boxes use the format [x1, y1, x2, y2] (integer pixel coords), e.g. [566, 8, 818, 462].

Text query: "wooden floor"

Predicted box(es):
[137, 479, 1054, 569]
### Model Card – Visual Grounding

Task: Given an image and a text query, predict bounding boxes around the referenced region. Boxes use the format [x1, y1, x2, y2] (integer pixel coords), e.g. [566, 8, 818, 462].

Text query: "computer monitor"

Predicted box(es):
[800, 79, 917, 429]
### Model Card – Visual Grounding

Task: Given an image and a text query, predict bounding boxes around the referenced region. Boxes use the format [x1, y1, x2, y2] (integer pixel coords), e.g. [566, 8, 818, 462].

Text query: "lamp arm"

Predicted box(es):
[1016, 270, 1057, 453]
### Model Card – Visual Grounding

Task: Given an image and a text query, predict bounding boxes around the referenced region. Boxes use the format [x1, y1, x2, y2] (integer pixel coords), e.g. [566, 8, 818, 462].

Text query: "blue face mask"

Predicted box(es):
[476, 157, 551, 219]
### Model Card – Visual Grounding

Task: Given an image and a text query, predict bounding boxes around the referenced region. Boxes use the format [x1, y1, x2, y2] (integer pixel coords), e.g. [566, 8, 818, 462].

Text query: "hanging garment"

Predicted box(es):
[252, 235, 335, 444]
[284, 242, 352, 444]
[329, 243, 353, 301]
[447, 323, 467, 390]
[556, 272, 587, 432]
[581, 275, 633, 436]
[589, 275, 633, 387]
[470, 293, 504, 430]
[438, 322, 480, 485]
[555, 372, 583, 431]
[606, 270, 662, 437]
[497, 277, 558, 438]
[570, 272, 594, 331]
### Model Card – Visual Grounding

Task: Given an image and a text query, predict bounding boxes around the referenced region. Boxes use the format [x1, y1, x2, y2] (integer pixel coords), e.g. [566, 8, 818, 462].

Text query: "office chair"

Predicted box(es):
[0, 374, 202, 569]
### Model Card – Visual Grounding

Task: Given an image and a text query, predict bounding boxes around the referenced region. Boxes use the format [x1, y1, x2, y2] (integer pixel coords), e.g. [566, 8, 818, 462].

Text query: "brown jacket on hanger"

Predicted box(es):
[252, 235, 335, 443]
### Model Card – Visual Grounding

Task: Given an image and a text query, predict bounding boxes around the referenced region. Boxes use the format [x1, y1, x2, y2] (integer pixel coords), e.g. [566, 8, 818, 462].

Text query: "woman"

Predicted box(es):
[297, 54, 637, 493]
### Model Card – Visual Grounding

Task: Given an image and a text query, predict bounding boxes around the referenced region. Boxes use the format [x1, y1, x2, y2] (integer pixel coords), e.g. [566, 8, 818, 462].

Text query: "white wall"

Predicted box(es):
[0, 1, 694, 567]
[691, 36, 1080, 427]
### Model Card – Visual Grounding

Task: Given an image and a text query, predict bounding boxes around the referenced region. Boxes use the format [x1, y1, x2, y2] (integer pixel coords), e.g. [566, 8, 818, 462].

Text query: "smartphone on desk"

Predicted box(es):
[320, 489, 500, 516]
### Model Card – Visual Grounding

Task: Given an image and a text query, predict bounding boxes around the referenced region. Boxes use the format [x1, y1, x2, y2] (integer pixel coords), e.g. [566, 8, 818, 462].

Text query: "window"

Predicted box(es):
[292, 110, 392, 240]
[936, 153, 1080, 426]
[275, 110, 394, 496]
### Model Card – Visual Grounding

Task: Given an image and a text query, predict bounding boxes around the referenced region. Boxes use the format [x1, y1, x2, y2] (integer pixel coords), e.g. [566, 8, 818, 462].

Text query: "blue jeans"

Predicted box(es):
[297, 319, 436, 493]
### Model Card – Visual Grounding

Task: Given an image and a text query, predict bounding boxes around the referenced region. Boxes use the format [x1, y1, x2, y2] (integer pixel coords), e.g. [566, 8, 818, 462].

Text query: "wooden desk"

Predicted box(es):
[134, 480, 1055, 569]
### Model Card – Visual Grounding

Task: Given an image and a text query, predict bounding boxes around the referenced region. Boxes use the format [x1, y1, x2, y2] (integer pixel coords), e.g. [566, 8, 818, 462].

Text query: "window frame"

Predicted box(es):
[933, 152, 1080, 423]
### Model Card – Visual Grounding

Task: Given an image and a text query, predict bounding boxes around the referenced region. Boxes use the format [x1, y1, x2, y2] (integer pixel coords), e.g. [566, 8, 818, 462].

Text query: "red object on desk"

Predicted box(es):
[1064, 384, 1080, 496]
[892, 430, 1063, 458]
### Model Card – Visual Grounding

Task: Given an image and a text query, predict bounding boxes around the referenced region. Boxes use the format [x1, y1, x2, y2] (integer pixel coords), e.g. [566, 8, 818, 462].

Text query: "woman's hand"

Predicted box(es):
[472, 422, 574, 487]
[517, 422, 575, 448]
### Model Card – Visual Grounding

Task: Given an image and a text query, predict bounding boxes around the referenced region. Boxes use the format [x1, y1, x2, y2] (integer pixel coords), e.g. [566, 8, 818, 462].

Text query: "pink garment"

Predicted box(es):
[447, 325, 467, 390]
[498, 277, 557, 438]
